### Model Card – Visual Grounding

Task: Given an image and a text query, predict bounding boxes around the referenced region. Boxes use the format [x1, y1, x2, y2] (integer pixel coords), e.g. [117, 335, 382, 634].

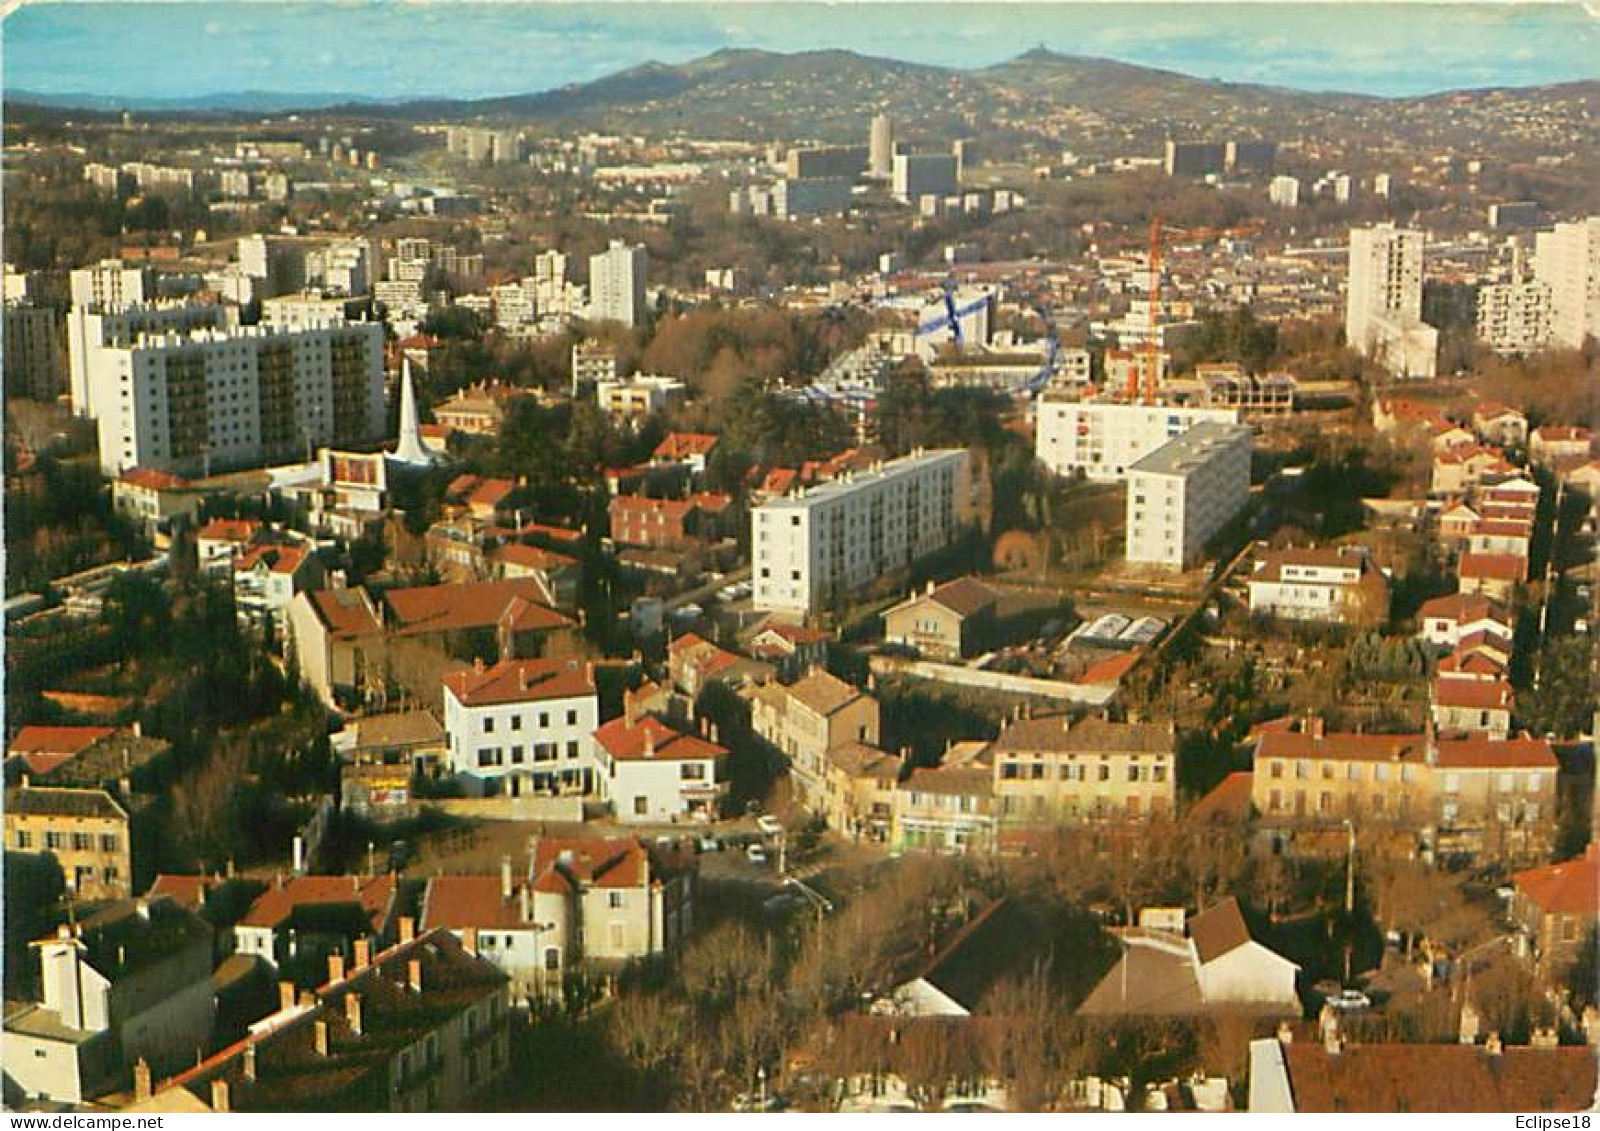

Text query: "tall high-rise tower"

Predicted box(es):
[588, 240, 648, 328]
[1346, 224, 1436, 378]
[869, 114, 894, 179]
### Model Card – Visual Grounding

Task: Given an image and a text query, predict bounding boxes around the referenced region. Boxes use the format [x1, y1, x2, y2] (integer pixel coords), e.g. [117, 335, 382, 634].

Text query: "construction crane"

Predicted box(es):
[1133, 218, 1260, 404]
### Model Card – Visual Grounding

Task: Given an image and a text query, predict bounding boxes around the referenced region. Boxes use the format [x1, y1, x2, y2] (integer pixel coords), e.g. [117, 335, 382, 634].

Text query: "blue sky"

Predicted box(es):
[4, 1, 1598, 103]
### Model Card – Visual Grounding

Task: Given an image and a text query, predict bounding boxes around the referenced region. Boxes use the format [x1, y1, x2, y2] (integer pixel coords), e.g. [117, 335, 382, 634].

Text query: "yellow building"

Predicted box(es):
[819, 742, 904, 843]
[989, 714, 1177, 824]
[749, 668, 880, 813]
[5, 786, 132, 899]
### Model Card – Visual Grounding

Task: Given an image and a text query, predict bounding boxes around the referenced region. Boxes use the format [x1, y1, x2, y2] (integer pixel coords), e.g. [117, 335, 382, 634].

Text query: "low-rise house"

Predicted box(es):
[1510, 843, 1597, 980]
[134, 926, 510, 1113]
[445, 474, 521, 521]
[6, 725, 116, 779]
[234, 874, 400, 981]
[891, 742, 997, 854]
[1416, 593, 1513, 650]
[819, 742, 904, 843]
[1558, 458, 1600, 495]
[665, 632, 773, 698]
[1471, 402, 1528, 448]
[989, 714, 1177, 824]
[1247, 546, 1389, 626]
[1437, 650, 1507, 682]
[5, 785, 132, 899]
[1453, 628, 1514, 669]
[381, 578, 579, 662]
[489, 543, 581, 611]
[882, 576, 1001, 660]
[745, 620, 829, 680]
[233, 542, 324, 634]
[877, 899, 1051, 1017]
[197, 518, 262, 574]
[1248, 1031, 1596, 1113]
[1480, 475, 1541, 514]
[288, 586, 386, 708]
[651, 432, 719, 477]
[1529, 424, 1593, 468]
[749, 668, 880, 812]
[1079, 897, 1299, 1017]
[1430, 444, 1514, 496]
[1437, 501, 1481, 541]
[1457, 551, 1526, 601]
[112, 468, 200, 538]
[441, 657, 599, 797]
[1431, 676, 1513, 739]
[1465, 516, 1534, 558]
[3, 898, 215, 1106]
[432, 379, 521, 436]
[332, 710, 447, 775]
[421, 839, 692, 1003]
[607, 495, 699, 549]
[593, 713, 729, 824]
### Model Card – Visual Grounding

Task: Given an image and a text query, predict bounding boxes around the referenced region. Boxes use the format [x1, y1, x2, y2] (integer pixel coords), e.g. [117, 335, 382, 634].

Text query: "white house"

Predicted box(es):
[1416, 593, 1513, 650]
[593, 713, 728, 824]
[1247, 546, 1389, 625]
[441, 658, 600, 797]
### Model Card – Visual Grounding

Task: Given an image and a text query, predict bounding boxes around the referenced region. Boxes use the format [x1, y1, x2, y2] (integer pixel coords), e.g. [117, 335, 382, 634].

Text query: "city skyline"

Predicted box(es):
[4, 1, 1598, 107]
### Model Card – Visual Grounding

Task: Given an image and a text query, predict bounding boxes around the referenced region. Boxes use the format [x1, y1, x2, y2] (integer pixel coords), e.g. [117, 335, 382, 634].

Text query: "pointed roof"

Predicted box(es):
[390, 358, 437, 467]
[1512, 843, 1599, 916]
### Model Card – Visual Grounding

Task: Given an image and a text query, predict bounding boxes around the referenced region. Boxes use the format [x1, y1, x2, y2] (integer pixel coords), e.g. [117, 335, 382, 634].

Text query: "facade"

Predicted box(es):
[85, 319, 386, 476]
[288, 587, 385, 708]
[1532, 216, 1600, 348]
[869, 114, 894, 178]
[594, 374, 686, 424]
[988, 715, 1177, 825]
[891, 751, 997, 855]
[5, 785, 132, 899]
[1034, 399, 1239, 482]
[1416, 593, 1512, 650]
[4, 302, 65, 400]
[1124, 422, 1252, 569]
[749, 668, 880, 810]
[2, 898, 215, 1105]
[773, 177, 853, 218]
[593, 714, 728, 824]
[570, 339, 618, 394]
[1476, 280, 1552, 354]
[1346, 224, 1437, 378]
[588, 239, 648, 327]
[1268, 176, 1300, 208]
[441, 658, 600, 797]
[67, 300, 228, 418]
[1247, 546, 1390, 625]
[233, 874, 399, 974]
[881, 576, 1000, 660]
[1510, 843, 1597, 980]
[751, 449, 971, 617]
[892, 153, 958, 203]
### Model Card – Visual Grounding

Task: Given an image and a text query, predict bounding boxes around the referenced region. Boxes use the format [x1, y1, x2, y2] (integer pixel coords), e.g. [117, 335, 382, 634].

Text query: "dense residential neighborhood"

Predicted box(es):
[2, 1, 1598, 1116]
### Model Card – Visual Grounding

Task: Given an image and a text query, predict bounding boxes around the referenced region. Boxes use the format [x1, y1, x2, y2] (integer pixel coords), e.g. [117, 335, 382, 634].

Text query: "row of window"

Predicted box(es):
[482, 709, 581, 734]
[474, 741, 581, 768]
[998, 760, 1169, 783]
[15, 831, 120, 853]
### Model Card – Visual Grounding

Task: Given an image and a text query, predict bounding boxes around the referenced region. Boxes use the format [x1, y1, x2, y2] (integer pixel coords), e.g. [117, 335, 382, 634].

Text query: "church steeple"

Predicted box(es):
[390, 357, 435, 466]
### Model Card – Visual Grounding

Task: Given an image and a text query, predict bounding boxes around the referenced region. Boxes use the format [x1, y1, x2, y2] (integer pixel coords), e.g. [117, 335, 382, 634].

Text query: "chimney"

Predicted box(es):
[709, 722, 719, 745]
[242, 1044, 258, 1082]
[135, 899, 150, 920]
[474, 656, 486, 674]
[463, 926, 479, 956]
[132, 720, 143, 738]
[519, 883, 531, 924]
[345, 992, 363, 1035]
[353, 938, 370, 970]
[328, 952, 346, 983]
[278, 980, 296, 1014]
[1458, 999, 1481, 1044]
[314, 1019, 330, 1056]
[134, 1058, 153, 1101]
[644, 730, 656, 758]
[399, 915, 415, 944]
[210, 1079, 231, 1113]
[1530, 1028, 1559, 1049]
[408, 958, 423, 993]
[501, 855, 514, 900]
[1485, 1031, 1503, 1056]
[1276, 1022, 1294, 1045]
[623, 687, 637, 724]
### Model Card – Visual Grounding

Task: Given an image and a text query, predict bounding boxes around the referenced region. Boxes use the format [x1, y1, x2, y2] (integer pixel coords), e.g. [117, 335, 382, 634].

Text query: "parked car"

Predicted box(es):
[697, 836, 723, 853]
[1324, 989, 1372, 1012]
[757, 815, 785, 838]
[746, 844, 769, 866]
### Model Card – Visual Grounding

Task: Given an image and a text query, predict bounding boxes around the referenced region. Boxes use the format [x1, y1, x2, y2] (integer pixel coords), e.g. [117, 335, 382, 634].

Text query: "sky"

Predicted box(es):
[3, 1, 1598, 105]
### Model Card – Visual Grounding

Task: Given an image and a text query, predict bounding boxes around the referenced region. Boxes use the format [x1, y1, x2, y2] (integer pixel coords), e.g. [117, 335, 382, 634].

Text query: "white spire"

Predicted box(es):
[391, 357, 434, 466]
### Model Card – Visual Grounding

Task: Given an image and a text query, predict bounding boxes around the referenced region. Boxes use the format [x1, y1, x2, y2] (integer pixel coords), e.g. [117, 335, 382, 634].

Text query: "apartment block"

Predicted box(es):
[1476, 280, 1552, 354]
[1346, 224, 1437, 378]
[5, 786, 132, 899]
[1532, 217, 1600, 349]
[441, 658, 600, 798]
[892, 153, 958, 203]
[751, 448, 971, 617]
[989, 715, 1177, 824]
[1035, 399, 1239, 482]
[588, 239, 648, 327]
[1125, 422, 1251, 569]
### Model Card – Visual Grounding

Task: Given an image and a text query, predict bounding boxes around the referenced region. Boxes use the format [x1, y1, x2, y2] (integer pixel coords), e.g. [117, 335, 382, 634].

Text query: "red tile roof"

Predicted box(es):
[1418, 593, 1508, 625]
[593, 715, 726, 762]
[1434, 736, 1556, 770]
[307, 588, 383, 639]
[652, 432, 719, 460]
[9, 725, 115, 758]
[1279, 1041, 1595, 1113]
[382, 580, 572, 636]
[238, 873, 396, 930]
[1438, 652, 1506, 678]
[1512, 843, 1598, 916]
[492, 543, 577, 571]
[1080, 650, 1141, 685]
[422, 874, 527, 930]
[442, 658, 595, 708]
[1185, 771, 1254, 825]
[233, 544, 310, 575]
[198, 518, 261, 544]
[1458, 552, 1527, 582]
[1433, 678, 1512, 711]
[118, 467, 189, 491]
[529, 836, 651, 893]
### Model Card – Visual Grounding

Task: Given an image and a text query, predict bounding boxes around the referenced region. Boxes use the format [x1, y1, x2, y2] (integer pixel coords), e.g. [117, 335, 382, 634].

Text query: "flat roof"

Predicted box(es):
[1129, 421, 1252, 477]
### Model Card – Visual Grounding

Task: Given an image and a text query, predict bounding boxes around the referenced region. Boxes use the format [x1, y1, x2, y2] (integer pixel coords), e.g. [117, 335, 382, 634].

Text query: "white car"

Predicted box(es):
[746, 844, 769, 866]
[1324, 989, 1371, 1012]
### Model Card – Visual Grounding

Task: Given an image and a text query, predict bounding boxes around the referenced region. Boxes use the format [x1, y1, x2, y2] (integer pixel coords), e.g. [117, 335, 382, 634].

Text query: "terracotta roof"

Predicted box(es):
[1251, 546, 1375, 583]
[992, 714, 1175, 756]
[238, 873, 396, 931]
[118, 467, 189, 491]
[1256, 730, 1428, 765]
[1433, 678, 1512, 711]
[1418, 593, 1508, 625]
[903, 763, 992, 797]
[233, 544, 309, 575]
[1188, 897, 1251, 964]
[898, 576, 1000, 618]
[1458, 552, 1527, 582]
[1512, 843, 1598, 916]
[1279, 1042, 1596, 1113]
[9, 725, 115, 757]
[442, 658, 595, 708]
[609, 495, 695, 521]
[1531, 425, 1592, 443]
[826, 741, 904, 783]
[783, 669, 867, 717]
[383, 579, 572, 636]
[421, 874, 527, 930]
[492, 542, 577, 571]
[1438, 652, 1506, 678]
[1472, 402, 1522, 421]
[198, 518, 261, 544]
[593, 715, 726, 762]
[1185, 771, 1254, 825]
[147, 873, 220, 913]
[652, 432, 719, 460]
[306, 588, 383, 639]
[529, 836, 651, 893]
[1434, 736, 1556, 770]
[1080, 650, 1141, 685]
[39, 690, 135, 718]
[348, 710, 445, 750]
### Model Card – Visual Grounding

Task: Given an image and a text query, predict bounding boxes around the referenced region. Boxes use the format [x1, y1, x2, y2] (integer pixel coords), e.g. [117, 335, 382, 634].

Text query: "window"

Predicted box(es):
[609, 892, 625, 909]
[45, 832, 64, 850]
[483, 716, 496, 734]
[511, 715, 523, 732]
[1295, 761, 1310, 780]
[566, 709, 578, 726]
[72, 833, 92, 852]
[15, 831, 31, 850]
[633, 796, 648, 816]
[680, 763, 706, 781]
[545, 947, 561, 971]
[1270, 761, 1284, 780]
[1444, 773, 1461, 794]
[539, 712, 550, 728]
[566, 740, 580, 760]
[1098, 764, 1111, 782]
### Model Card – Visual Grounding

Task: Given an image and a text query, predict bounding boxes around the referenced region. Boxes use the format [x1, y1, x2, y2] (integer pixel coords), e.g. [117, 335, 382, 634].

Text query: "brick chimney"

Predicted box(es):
[210, 1079, 231, 1113]
[314, 1019, 330, 1056]
[399, 915, 415, 944]
[134, 1058, 152, 1101]
[278, 980, 296, 1014]
[501, 855, 513, 900]
[408, 958, 423, 993]
[242, 1044, 257, 1082]
[1485, 1031, 1503, 1056]
[353, 938, 370, 970]
[345, 992, 363, 1035]
[463, 926, 478, 956]
[328, 952, 346, 983]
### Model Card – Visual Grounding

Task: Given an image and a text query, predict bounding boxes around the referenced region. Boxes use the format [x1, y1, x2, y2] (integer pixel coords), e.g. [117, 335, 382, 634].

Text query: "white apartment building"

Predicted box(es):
[588, 239, 648, 327]
[594, 373, 685, 424]
[594, 715, 728, 824]
[1035, 399, 1239, 482]
[1247, 546, 1390, 624]
[69, 259, 154, 310]
[1532, 217, 1600, 349]
[1125, 422, 1252, 569]
[67, 301, 230, 417]
[752, 448, 971, 617]
[1346, 224, 1437, 378]
[1476, 280, 1553, 355]
[86, 319, 385, 476]
[441, 658, 601, 798]
[1268, 176, 1300, 208]
[571, 338, 618, 394]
